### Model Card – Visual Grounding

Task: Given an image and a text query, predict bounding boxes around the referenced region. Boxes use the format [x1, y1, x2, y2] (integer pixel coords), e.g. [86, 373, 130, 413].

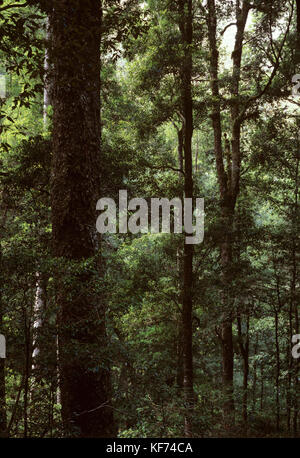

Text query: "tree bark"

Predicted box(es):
[176, 127, 184, 391]
[273, 265, 282, 433]
[252, 334, 258, 415]
[237, 311, 249, 432]
[296, 0, 300, 65]
[0, 202, 8, 438]
[207, 0, 234, 429]
[50, 0, 115, 437]
[260, 365, 264, 412]
[207, 0, 250, 429]
[274, 310, 280, 432]
[178, 0, 195, 437]
[291, 128, 299, 436]
[0, 246, 6, 437]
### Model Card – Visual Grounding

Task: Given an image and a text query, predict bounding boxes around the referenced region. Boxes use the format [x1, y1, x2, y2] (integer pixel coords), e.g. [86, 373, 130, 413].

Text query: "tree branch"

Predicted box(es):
[221, 22, 237, 36]
[237, 1, 294, 123]
[0, 2, 28, 13]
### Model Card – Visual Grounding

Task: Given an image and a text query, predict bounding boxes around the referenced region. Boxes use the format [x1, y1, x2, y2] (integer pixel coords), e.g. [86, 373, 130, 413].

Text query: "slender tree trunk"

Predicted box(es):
[220, 210, 235, 428]
[32, 16, 51, 375]
[195, 131, 199, 173]
[179, 0, 195, 437]
[273, 256, 284, 433]
[292, 130, 299, 436]
[176, 127, 184, 391]
[252, 334, 258, 414]
[0, 203, 8, 438]
[178, 128, 184, 175]
[0, 246, 6, 437]
[0, 106, 7, 437]
[286, 318, 292, 432]
[274, 309, 280, 432]
[43, 17, 51, 125]
[237, 311, 249, 431]
[207, 0, 250, 429]
[296, 0, 300, 65]
[50, 0, 115, 437]
[207, 0, 234, 428]
[260, 365, 264, 412]
[23, 308, 31, 438]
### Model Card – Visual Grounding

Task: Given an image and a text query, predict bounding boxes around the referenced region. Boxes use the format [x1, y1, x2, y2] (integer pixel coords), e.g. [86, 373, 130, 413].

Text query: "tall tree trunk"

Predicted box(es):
[292, 128, 299, 436]
[0, 246, 6, 437]
[195, 131, 199, 173]
[179, 0, 195, 437]
[260, 364, 264, 412]
[23, 306, 31, 438]
[220, 211, 235, 428]
[207, 0, 233, 429]
[207, 0, 250, 429]
[274, 266, 282, 433]
[237, 311, 249, 432]
[50, 0, 115, 437]
[296, 0, 300, 65]
[286, 319, 292, 432]
[274, 309, 280, 432]
[43, 17, 51, 125]
[0, 202, 8, 437]
[252, 334, 258, 415]
[32, 17, 51, 374]
[176, 127, 184, 391]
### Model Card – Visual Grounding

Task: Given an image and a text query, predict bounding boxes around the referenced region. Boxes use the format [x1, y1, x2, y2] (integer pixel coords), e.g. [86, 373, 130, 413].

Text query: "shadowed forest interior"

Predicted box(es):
[0, 0, 299, 438]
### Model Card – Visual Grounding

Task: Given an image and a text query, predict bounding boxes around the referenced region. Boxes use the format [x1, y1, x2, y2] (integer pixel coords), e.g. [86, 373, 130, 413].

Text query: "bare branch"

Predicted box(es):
[221, 22, 237, 36]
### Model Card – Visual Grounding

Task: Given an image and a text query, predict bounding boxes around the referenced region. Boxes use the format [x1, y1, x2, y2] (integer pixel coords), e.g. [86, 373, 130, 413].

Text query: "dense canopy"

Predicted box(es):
[0, 0, 299, 439]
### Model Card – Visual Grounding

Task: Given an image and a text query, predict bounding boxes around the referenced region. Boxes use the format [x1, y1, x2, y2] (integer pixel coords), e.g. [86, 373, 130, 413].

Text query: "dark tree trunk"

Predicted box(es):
[177, 128, 184, 175]
[252, 334, 258, 415]
[207, 0, 234, 428]
[260, 365, 264, 412]
[237, 311, 249, 431]
[179, 0, 195, 437]
[0, 246, 6, 438]
[274, 310, 280, 432]
[220, 208, 235, 428]
[50, 0, 115, 437]
[207, 0, 250, 429]
[286, 320, 292, 432]
[176, 128, 184, 391]
[274, 268, 282, 433]
[23, 307, 31, 438]
[291, 135, 299, 436]
[296, 0, 300, 65]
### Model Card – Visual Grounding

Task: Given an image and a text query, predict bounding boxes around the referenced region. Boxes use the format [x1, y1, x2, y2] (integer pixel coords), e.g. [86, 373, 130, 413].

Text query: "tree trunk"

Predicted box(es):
[0, 246, 6, 437]
[23, 307, 31, 438]
[207, 0, 234, 428]
[260, 365, 264, 412]
[195, 131, 199, 173]
[237, 311, 249, 431]
[207, 0, 250, 429]
[43, 16, 51, 125]
[32, 17, 51, 375]
[274, 310, 280, 431]
[296, 0, 300, 65]
[50, 0, 115, 437]
[220, 209, 235, 428]
[292, 129, 299, 436]
[0, 202, 8, 438]
[179, 0, 195, 437]
[286, 319, 292, 432]
[252, 334, 258, 415]
[176, 127, 184, 391]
